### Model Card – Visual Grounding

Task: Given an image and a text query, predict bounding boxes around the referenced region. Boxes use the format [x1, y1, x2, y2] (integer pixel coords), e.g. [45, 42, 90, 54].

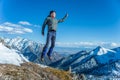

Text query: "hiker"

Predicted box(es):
[41, 10, 68, 61]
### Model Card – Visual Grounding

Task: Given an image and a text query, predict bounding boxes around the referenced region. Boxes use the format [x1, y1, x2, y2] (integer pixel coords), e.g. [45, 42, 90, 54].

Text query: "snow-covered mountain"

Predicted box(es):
[0, 42, 28, 66]
[0, 37, 63, 65]
[50, 46, 120, 79]
[1, 36, 120, 79]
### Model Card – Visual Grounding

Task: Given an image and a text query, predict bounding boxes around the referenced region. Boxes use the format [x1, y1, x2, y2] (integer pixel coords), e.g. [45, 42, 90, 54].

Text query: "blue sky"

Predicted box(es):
[0, 0, 120, 47]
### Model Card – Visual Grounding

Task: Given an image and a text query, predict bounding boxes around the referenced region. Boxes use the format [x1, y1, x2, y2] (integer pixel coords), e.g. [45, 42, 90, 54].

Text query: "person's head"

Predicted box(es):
[49, 10, 56, 18]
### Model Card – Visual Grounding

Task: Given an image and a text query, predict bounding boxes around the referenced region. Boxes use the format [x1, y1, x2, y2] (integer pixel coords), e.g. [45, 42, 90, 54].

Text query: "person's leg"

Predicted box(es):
[47, 32, 56, 57]
[41, 32, 52, 59]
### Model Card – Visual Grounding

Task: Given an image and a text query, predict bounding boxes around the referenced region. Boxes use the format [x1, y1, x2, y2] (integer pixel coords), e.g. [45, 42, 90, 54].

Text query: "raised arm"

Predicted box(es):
[58, 13, 68, 23]
[41, 18, 48, 36]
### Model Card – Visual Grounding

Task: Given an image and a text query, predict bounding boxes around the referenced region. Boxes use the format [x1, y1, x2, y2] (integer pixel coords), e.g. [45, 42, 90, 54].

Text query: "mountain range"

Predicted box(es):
[0, 37, 120, 79]
[0, 37, 63, 65]
[50, 46, 120, 79]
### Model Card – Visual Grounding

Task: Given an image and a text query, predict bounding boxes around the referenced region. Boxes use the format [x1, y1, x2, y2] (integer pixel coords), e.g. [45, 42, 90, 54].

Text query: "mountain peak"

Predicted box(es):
[2, 37, 63, 65]
[92, 46, 113, 56]
[96, 46, 103, 49]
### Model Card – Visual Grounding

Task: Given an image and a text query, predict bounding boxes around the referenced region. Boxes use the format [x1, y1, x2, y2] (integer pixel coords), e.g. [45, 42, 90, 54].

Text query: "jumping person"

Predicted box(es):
[41, 10, 68, 61]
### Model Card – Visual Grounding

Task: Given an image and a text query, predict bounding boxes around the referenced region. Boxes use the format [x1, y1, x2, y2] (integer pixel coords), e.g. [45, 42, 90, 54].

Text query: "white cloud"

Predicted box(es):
[13, 30, 25, 34]
[18, 21, 32, 26]
[56, 42, 98, 48]
[34, 25, 41, 28]
[110, 43, 118, 47]
[23, 28, 33, 33]
[56, 42, 120, 48]
[0, 22, 33, 34]
[0, 26, 13, 32]
[18, 21, 41, 28]
[4, 22, 21, 27]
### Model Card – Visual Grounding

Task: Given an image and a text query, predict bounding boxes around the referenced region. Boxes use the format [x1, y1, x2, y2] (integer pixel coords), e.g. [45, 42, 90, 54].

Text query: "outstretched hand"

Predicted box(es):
[42, 31, 44, 36]
[65, 13, 68, 17]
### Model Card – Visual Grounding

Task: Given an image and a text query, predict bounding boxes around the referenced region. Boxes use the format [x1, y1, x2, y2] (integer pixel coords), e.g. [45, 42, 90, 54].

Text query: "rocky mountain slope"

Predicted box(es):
[0, 62, 73, 80]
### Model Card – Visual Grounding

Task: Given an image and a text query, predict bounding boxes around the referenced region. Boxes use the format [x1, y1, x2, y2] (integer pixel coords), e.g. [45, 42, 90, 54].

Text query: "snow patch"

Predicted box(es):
[0, 43, 26, 66]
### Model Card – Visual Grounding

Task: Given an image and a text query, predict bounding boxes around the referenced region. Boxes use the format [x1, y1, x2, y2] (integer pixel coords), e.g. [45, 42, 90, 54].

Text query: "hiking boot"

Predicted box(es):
[48, 56, 52, 61]
[47, 55, 52, 61]
[41, 57, 44, 62]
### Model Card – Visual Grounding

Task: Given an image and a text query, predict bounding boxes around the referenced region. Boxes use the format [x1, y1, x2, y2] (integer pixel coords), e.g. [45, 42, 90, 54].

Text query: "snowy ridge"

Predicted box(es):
[0, 37, 63, 65]
[91, 46, 120, 64]
[2, 37, 42, 62]
[0, 43, 28, 66]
